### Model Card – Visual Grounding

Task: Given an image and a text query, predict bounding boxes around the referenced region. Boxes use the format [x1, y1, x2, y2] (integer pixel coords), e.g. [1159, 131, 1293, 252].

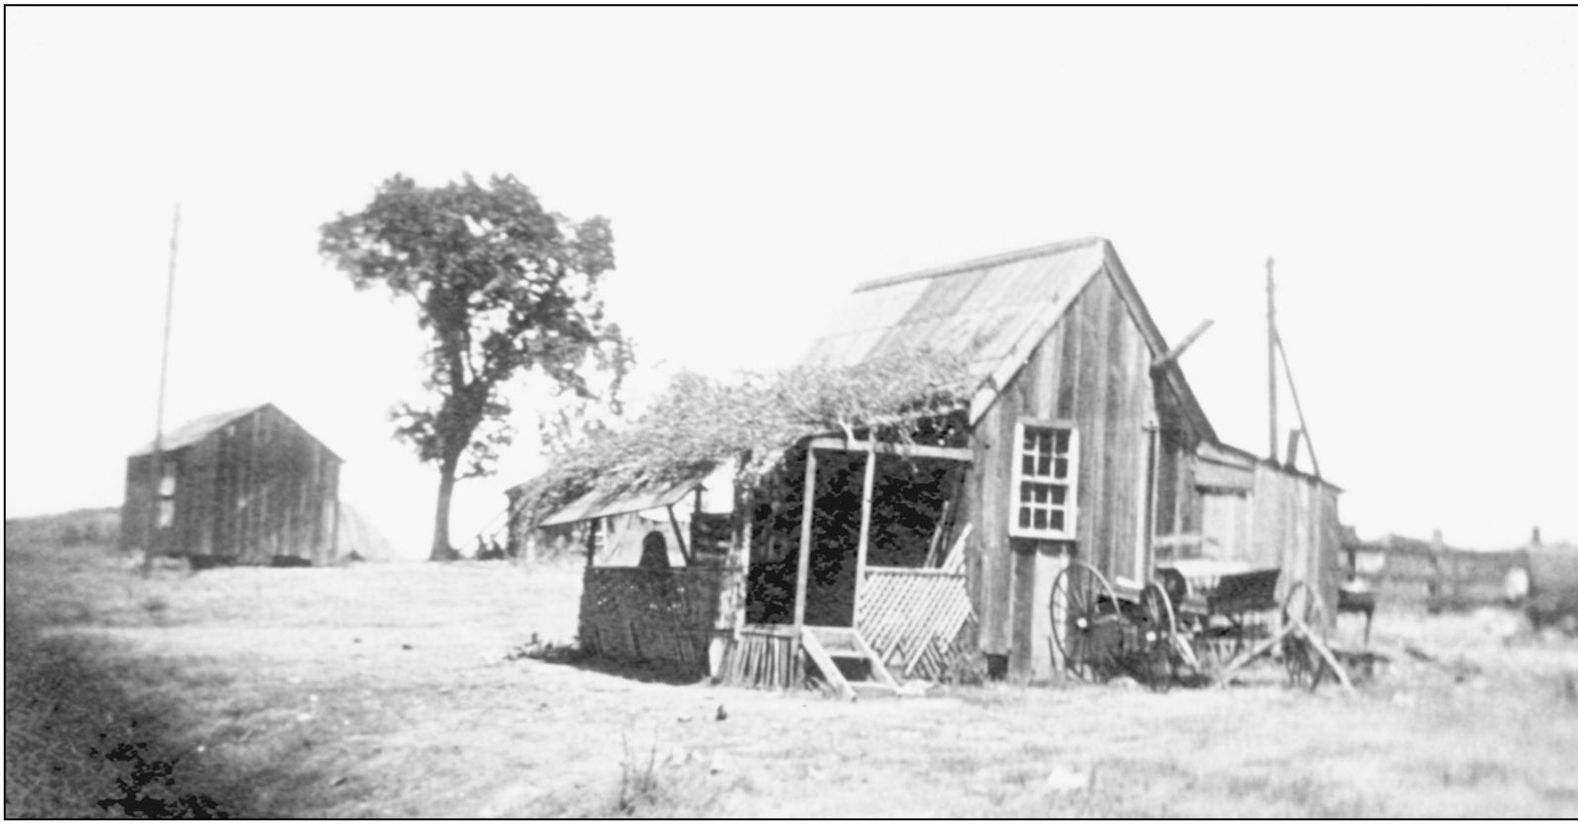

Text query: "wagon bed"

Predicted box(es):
[1050, 558, 1353, 691]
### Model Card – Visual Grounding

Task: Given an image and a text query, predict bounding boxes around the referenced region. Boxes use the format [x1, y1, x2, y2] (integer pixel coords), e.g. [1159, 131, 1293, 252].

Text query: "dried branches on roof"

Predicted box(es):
[515, 350, 972, 522]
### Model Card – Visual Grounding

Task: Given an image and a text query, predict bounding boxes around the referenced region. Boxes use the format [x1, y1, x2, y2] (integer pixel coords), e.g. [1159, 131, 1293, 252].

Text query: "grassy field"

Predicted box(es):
[6, 515, 1578, 817]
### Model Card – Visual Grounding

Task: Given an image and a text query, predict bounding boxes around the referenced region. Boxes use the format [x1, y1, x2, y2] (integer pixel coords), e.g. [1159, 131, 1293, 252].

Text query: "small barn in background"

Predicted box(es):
[121, 403, 341, 565]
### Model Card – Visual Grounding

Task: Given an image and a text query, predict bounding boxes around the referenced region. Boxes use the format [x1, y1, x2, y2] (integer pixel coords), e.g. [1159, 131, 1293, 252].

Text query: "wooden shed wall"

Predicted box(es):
[121, 406, 340, 564]
[967, 269, 1193, 680]
[1215, 466, 1342, 620]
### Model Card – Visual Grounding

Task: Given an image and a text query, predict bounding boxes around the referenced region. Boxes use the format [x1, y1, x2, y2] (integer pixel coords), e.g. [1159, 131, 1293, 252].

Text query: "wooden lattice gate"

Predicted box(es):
[857, 565, 975, 680]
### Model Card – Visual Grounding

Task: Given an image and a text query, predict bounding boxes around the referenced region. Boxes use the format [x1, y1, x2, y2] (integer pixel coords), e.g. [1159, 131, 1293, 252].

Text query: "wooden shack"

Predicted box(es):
[120, 403, 342, 565]
[529, 237, 1343, 689]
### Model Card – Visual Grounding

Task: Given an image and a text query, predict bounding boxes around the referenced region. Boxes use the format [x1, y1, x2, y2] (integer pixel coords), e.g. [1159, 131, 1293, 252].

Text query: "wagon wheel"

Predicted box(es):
[1139, 581, 1183, 690]
[1281, 581, 1330, 690]
[1049, 562, 1122, 682]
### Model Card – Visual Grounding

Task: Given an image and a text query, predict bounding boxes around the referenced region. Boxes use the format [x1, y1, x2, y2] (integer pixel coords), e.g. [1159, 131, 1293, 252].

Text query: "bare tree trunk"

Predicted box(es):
[430, 458, 460, 561]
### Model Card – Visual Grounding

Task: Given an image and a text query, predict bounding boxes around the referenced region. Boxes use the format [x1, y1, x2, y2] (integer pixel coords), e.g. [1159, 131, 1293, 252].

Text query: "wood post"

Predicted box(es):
[1266, 256, 1278, 464]
[1143, 423, 1160, 571]
[146, 203, 181, 562]
[853, 447, 877, 629]
[792, 447, 818, 684]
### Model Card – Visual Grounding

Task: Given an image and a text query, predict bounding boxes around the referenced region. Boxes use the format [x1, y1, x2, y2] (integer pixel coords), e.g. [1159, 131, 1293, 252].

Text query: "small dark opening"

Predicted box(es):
[985, 653, 1009, 680]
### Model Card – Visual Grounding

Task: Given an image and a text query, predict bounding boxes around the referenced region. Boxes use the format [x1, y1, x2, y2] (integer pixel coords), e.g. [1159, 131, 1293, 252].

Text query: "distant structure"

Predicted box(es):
[120, 403, 341, 565]
[1341, 528, 1537, 611]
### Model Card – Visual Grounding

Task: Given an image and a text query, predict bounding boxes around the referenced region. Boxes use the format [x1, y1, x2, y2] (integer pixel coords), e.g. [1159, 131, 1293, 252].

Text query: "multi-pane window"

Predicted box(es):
[1011, 420, 1077, 539]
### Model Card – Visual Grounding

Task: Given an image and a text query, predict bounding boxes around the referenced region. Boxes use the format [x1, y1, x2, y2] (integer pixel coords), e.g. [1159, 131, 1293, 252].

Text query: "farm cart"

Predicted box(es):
[1048, 560, 1353, 690]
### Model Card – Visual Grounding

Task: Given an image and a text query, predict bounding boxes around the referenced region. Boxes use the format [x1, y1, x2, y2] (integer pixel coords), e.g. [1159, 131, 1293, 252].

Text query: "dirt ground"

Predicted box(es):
[6, 533, 1578, 818]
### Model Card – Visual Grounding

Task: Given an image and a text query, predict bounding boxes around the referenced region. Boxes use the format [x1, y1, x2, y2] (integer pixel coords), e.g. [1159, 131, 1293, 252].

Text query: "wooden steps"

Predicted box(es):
[802, 626, 902, 701]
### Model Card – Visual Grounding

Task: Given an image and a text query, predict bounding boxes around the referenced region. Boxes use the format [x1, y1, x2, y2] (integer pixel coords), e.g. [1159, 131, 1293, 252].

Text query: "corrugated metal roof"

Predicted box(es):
[535, 471, 712, 527]
[804, 238, 1107, 385]
[129, 404, 267, 455]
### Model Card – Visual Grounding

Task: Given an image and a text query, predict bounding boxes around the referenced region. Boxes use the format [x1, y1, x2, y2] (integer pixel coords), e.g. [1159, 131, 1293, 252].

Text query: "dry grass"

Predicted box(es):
[6, 519, 1578, 817]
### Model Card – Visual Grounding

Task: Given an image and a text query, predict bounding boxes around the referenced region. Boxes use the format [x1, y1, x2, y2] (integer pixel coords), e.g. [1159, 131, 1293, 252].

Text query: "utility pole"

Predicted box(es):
[147, 202, 180, 564]
[1266, 257, 1278, 464]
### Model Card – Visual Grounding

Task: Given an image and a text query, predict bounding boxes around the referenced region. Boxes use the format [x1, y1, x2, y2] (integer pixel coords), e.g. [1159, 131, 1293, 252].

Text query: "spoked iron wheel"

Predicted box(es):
[1049, 562, 1122, 682]
[1139, 581, 1190, 690]
[1281, 581, 1331, 690]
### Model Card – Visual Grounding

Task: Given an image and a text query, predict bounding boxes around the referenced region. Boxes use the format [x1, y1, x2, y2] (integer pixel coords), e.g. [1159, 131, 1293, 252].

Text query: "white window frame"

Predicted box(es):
[157, 460, 178, 528]
[1009, 418, 1078, 541]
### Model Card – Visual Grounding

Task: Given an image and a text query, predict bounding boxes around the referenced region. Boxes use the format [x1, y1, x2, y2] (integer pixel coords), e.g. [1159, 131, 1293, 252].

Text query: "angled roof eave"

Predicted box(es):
[128, 403, 344, 462]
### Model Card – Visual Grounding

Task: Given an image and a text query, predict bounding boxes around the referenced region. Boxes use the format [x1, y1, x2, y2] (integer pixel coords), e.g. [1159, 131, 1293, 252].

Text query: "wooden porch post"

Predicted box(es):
[853, 447, 877, 628]
[792, 448, 818, 682]
[711, 462, 754, 680]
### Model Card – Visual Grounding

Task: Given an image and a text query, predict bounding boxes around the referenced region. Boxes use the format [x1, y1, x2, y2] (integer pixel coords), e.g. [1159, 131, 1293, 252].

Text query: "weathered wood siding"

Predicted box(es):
[579, 566, 728, 675]
[120, 405, 340, 564]
[967, 269, 1193, 680]
[1249, 466, 1343, 620]
[1195, 463, 1342, 620]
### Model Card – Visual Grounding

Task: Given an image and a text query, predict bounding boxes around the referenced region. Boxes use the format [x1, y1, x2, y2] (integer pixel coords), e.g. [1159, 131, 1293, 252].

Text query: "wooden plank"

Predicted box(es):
[852, 448, 877, 625]
[976, 385, 1012, 655]
[1077, 277, 1112, 577]
[1029, 549, 1064, 681]
[1150, 318, 1214, 370]
[854, 629, 900, 691]
[1010, 542, 1038, 680]
[792, 448, 818, 636]
[1057, 293, 1083, 421]
[941, 523, 973, 573]
[800, 628, 852, 699]
[806, 436, 973, 462]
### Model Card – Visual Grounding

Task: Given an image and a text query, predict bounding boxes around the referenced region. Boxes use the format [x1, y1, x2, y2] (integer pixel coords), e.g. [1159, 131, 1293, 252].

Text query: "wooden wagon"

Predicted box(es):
[1048, 558, 1353, 690]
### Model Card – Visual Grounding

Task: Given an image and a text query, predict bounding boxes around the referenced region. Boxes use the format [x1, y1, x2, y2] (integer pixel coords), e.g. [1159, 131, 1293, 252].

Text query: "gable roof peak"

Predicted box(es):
[854, 236, 1110, 294]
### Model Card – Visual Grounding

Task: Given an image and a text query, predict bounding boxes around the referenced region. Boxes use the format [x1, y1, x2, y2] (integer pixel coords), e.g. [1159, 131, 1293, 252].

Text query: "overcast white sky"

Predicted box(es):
[6, 8, 1576, 556]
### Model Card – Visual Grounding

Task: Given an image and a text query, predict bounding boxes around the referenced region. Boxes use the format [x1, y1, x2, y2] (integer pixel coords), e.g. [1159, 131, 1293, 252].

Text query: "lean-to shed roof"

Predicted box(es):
[804, 237, 1217, 441]
[534, 470, 712, 528]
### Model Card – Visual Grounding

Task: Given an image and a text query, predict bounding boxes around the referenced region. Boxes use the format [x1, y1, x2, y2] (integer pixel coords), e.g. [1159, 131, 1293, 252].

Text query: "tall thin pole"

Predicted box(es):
[1265, 256, 1278, 464]
[148, 203, 180, 557]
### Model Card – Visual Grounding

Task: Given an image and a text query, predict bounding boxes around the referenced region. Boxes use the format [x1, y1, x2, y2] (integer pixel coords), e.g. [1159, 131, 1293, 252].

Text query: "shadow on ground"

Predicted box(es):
[522, 646, 708, 687]
[4, 617, 265, 818]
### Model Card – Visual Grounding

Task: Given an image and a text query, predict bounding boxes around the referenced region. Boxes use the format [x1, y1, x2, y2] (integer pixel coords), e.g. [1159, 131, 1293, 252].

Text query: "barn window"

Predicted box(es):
[158, 461, 177, 497]
[1010, 419, 1078, 540]
[157, 461, 177, 528]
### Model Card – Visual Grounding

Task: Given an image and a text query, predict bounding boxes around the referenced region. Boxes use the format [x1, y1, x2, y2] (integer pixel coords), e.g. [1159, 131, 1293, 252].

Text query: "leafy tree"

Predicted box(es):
[321, 173, 631, 560]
